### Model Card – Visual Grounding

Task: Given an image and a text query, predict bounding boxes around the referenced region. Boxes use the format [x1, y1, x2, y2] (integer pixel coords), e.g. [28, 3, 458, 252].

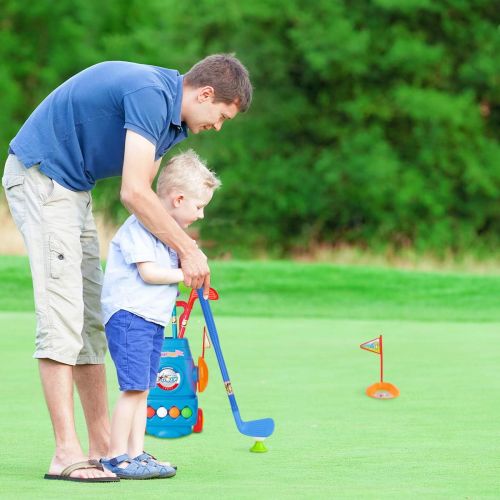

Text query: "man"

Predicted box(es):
[1, 54, 252, 482]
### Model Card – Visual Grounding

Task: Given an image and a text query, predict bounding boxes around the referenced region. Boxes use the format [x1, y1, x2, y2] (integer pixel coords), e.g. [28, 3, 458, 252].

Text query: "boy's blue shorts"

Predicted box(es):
[105, 309, 165, 391]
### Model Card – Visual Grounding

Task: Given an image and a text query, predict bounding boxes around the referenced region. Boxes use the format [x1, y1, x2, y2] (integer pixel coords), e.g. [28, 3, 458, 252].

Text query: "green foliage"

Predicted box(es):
[0, 0, 498, 255]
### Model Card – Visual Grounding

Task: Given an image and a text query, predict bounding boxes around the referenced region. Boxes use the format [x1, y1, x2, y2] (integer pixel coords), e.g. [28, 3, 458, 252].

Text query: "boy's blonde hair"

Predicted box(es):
[157, 149, 221, 198]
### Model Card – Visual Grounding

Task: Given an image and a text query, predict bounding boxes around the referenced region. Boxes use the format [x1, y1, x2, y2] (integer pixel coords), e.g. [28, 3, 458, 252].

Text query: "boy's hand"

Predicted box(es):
[181, 246, 211, 298]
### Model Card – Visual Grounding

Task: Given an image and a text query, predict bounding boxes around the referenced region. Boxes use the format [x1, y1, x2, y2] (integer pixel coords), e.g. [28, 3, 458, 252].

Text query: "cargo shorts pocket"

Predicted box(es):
[2, 175, 25, 227]
[39, 175, 58, 205]
[2, 175, 24, 190]
[49, 235, 66, 279]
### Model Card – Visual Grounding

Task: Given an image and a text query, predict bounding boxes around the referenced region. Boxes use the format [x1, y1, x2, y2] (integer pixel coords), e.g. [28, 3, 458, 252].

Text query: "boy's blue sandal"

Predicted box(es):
[134, 452, 177, 478]
[100, 454, 159, 480]
[138, 451, 177, 470]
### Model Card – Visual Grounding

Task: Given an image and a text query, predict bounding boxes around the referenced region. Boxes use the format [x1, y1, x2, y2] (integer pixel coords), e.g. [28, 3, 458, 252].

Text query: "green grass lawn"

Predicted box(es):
[1, 256, 499, 498]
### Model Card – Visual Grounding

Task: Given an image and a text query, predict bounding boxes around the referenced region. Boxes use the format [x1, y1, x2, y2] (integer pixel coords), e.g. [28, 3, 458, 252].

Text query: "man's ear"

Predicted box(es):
[197, 86, 215, 102]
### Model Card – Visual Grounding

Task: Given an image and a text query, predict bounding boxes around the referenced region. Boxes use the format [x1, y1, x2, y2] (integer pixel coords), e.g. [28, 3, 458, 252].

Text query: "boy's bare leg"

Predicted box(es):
[127, 391, 148, 458]
[108, 391, 145, 463]
[128, 390, 174, 468]
[40, 359, 111, 479]
[73, 363, 115, 477]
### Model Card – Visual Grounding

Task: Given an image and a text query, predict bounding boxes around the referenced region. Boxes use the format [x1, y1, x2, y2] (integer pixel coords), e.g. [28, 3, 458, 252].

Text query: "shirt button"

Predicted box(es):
[58, 254, 64, 260]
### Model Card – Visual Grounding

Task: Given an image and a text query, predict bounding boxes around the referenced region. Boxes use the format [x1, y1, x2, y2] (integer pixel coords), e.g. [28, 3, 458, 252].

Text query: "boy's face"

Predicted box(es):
[166, 188, 214, 229]
[184, 87, 239, 134]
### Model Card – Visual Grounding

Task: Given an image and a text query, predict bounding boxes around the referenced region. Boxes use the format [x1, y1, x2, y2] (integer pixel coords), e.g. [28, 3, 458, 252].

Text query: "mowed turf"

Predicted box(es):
[0, 257, 499, 498]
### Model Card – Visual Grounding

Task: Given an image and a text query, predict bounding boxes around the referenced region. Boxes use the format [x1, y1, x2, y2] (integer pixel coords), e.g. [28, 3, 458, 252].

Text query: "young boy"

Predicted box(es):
[100, 150, 221, 479]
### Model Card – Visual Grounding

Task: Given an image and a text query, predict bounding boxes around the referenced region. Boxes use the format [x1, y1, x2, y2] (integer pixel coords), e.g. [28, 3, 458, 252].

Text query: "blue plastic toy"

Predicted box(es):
[146, 336, 206, 438]
[145, 289, 215, 438]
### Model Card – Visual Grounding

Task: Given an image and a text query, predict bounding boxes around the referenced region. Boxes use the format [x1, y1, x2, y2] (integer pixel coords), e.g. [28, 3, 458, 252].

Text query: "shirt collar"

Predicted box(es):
[171, 73, 184, 128]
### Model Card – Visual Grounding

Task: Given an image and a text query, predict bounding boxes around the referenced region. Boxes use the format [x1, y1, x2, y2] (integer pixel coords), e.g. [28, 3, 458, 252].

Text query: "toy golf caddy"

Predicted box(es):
[146, 287, 275, 451]
[146, 288, 217, 438]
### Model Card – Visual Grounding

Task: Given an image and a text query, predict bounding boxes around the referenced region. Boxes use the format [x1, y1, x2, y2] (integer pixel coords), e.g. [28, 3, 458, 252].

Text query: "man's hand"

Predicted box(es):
[180, 246, 211, 298]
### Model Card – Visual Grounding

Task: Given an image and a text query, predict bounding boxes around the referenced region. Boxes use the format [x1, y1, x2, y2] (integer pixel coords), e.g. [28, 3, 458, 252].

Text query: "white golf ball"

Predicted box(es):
[157, 406, 168, 418]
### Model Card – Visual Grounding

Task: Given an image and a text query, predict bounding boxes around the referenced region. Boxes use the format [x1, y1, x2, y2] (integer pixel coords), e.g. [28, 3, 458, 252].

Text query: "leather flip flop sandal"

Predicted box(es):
[44, 459, 120, 482]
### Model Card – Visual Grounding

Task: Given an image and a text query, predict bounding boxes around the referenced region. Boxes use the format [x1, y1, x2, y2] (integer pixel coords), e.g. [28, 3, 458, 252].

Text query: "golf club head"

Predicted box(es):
[175, 300, 188, 318]
[235, 413, 275, 438]
[186, 288, 198, 308]
[187, 287, 218, 307]
[178, 289, 201, 338]
[205, 287, 219, 300]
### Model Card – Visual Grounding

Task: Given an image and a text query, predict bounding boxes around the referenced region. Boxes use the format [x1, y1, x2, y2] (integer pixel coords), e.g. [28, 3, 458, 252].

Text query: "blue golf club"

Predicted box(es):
[197, 289, 275, 438]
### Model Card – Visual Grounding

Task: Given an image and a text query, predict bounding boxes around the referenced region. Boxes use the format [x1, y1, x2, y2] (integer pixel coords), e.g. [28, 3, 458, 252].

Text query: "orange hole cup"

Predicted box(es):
[366, 381, 400, 399]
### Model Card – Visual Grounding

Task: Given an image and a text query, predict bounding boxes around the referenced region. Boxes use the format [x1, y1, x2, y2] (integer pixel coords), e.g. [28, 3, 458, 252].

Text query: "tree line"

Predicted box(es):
[1, 0, 498, 256]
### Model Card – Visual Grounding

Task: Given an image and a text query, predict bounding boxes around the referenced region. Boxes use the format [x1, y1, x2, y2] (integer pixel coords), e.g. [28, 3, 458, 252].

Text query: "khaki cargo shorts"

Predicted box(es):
[2, 154, 107, 365]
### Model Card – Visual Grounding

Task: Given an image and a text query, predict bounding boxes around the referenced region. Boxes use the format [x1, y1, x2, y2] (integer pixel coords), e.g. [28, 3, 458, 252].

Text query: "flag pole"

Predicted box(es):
[361, 333, 399, 399]
[379, 335, 383, 382]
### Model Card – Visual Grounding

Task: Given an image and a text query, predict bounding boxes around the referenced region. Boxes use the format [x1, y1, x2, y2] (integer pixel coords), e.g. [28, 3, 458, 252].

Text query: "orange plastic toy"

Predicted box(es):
[360, 335, 400, 399]
[365, 381, 400, 399]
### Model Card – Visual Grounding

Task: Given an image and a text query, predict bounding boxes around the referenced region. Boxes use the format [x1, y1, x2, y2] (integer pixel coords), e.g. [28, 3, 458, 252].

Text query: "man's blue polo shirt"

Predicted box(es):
[10, 61, 189, 191]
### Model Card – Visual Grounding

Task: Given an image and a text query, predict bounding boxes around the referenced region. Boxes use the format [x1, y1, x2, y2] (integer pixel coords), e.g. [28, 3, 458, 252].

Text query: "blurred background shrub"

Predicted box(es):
[1, 0, 498, 257]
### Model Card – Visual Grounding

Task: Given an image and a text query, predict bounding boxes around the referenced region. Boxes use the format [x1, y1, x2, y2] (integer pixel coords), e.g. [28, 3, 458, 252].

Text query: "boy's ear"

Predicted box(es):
[172, 193, 184, 207]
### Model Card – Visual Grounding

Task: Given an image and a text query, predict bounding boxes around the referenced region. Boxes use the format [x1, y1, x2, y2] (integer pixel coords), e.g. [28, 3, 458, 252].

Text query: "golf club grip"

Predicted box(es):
[197, 289, 231, 382]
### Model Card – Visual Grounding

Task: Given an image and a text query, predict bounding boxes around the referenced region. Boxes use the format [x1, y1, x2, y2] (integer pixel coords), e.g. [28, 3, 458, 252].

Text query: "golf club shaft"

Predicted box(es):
[197, 288, 275, 438]
[171, 304, 177, 338]
[197, 290, 237, 405]
[198, 289, 230, 383]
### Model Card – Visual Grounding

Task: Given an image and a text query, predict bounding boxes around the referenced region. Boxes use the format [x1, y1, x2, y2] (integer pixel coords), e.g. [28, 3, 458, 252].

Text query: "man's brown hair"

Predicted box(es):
[184, 54, 252, 112]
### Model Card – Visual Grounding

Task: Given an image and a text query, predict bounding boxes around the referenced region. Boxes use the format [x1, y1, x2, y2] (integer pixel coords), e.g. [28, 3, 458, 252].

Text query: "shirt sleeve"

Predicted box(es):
[169, 248, 180, 269]
[123, 87, 171, 146]
[118, 218, 158, 265]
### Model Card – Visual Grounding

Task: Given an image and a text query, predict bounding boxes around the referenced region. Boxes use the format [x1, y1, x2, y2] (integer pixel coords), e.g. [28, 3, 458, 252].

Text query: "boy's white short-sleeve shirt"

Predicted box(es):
[101, 215, 179, 326]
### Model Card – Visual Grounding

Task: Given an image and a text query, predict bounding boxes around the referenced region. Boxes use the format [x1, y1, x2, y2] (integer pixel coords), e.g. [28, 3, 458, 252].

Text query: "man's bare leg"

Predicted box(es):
[39, 359, 112, 479]
[73, 363, 115, 477]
